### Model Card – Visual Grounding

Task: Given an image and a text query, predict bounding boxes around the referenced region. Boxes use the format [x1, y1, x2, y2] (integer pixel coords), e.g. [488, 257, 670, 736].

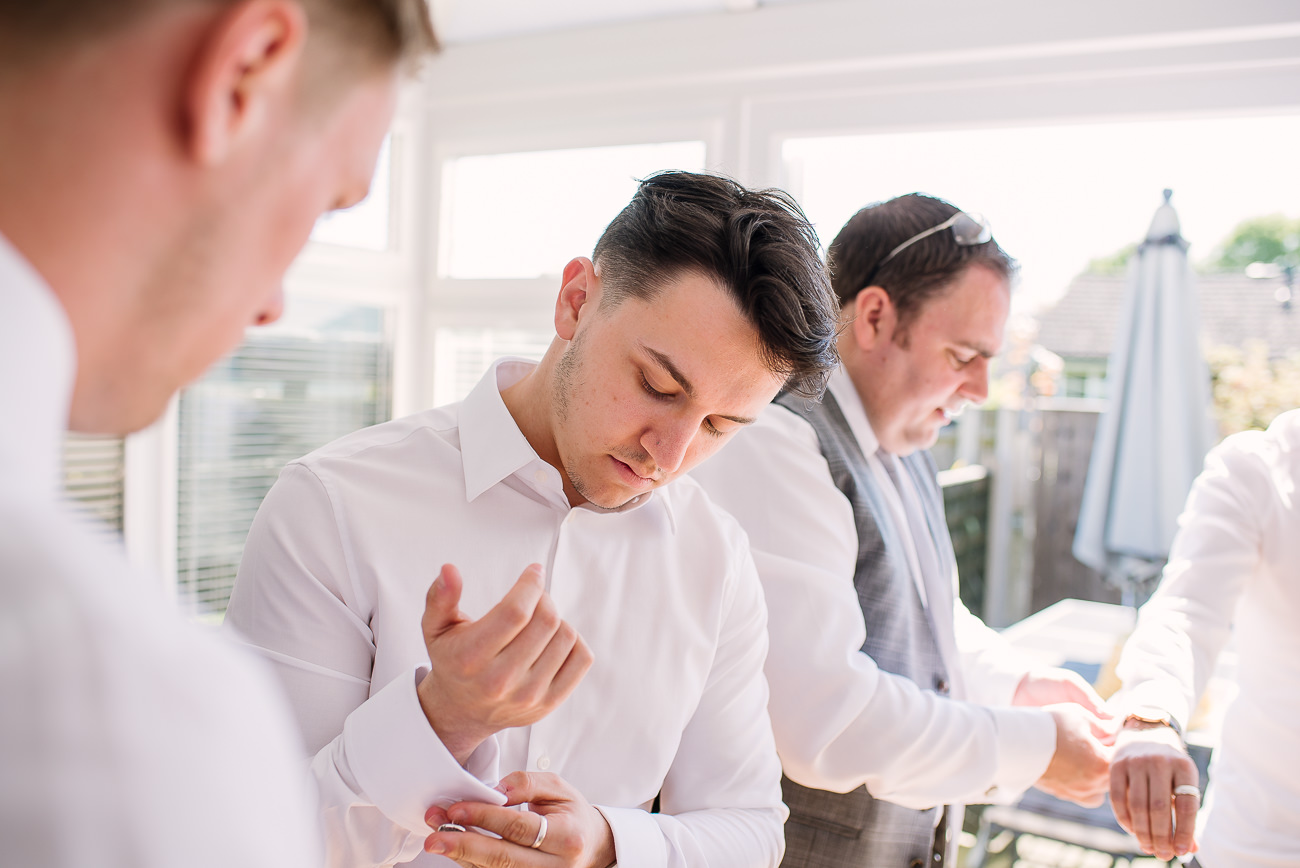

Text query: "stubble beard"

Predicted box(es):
[551, 331, 651, 511]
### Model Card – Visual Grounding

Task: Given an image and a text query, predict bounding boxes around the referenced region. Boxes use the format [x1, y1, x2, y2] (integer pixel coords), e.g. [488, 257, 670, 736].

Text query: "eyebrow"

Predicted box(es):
[958, 341, 999, 359]
[640, 344, 758, 426]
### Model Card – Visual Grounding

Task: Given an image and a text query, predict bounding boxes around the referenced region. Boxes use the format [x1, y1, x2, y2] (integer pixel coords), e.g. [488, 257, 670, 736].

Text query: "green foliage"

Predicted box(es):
[1084, 242, 1137, 276]
[1207, 341, 1300, 436]
[1205, 214, 1300, 272]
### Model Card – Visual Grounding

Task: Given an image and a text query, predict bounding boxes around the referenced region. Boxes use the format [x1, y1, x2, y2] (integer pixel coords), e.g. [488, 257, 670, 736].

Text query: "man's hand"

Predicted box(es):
[417, 564, 594, 765]
[1110, 723, 1199, 861]
[1034, 703, 1114, 807]
[1013, 667, 1113, 721]
[424, 771, 617, 868]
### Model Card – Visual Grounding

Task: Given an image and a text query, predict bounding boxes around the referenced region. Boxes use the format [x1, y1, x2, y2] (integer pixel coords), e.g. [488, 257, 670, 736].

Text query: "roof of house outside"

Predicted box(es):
[1035, 273, 1300, 360]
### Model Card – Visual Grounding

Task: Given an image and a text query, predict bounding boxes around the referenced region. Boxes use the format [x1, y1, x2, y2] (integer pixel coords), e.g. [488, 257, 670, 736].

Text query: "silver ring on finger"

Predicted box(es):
[1173, 785, 1200, 800]
[529, 813, 548, 850]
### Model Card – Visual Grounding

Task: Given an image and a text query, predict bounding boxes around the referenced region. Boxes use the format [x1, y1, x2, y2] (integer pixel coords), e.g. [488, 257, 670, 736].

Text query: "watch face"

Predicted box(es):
[1130, 706, 1171, 725]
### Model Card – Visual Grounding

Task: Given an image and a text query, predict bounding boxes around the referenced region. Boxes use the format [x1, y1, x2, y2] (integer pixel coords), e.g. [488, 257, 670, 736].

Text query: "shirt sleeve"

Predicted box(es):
[953, 599, 1034, 708]
[1, 502, 322, 868]
[1112, 430, 1266, 731]
[691, 405, 1055, 809]
[595, 542, 786, 868]
[226, 462, 504, 868]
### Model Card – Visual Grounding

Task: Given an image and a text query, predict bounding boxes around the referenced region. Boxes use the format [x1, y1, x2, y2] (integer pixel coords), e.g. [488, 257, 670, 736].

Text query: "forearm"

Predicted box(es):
[312, 667, 507, 868]
[598, 805, 785, 868]
[774, 659, 1055, 806]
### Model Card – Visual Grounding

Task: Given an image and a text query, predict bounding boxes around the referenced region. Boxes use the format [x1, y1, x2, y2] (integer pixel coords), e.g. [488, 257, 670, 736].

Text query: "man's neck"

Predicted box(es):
[498, 357, 584, 507]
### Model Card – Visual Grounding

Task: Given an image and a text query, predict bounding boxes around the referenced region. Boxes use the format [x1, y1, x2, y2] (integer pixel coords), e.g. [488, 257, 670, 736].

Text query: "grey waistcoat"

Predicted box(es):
[774, 390, 958, 868]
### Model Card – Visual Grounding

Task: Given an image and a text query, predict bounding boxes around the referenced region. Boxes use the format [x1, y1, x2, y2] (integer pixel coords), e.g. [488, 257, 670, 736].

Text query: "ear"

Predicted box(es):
[850, 286, 895, 352]
[554, 257, 599, 342]
[184, 0, 309, 166]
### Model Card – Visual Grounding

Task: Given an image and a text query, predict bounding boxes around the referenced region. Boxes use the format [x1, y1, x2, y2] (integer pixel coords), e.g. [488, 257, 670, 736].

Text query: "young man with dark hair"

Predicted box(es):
[0, 1, 435, 866]
[694, 193, 1115, 867]
[226, 171, 840, 868]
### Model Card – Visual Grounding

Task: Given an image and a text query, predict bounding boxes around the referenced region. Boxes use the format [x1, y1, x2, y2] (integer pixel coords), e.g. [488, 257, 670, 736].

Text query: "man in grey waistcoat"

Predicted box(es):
[693, 194, 1115, 867]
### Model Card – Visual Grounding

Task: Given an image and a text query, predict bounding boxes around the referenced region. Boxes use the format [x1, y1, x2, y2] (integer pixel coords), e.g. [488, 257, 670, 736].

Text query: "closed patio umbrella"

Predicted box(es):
[1072, 190, 1216, 605]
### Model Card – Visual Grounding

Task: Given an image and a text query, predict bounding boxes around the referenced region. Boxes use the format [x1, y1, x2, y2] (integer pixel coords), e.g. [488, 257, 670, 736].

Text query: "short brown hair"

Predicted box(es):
[828, 193, 1016, 333]
[592, 171, 840, 400]
[0, 0, 437, 70]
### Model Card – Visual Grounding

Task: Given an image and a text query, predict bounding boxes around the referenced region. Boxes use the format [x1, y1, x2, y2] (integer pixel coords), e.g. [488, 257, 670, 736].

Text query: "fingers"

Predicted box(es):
[497, 770, 580, 807]
[445, 802, 549, 849]
[1146, 771, 1175, 861]
[1172, 781, 1200, 858]
[474, 564, 548, 656]
[1039, 705, 1112, 805]
[1126, 770, 1154, 855]
[422, 564, 468, 640]
[1110, 733, 1198, 858]
[1110, 762, 1133, 832]
[424, 824, 542, 867]
[1058, 670, 1110, 717]
[534, 631, 594, 707]
[496, 589, 565, 673]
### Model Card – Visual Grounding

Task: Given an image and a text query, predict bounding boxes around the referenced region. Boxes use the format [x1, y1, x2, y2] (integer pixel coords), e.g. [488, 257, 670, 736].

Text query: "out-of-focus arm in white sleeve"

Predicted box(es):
[226, 462, 503, 868]
[1113, 432, 1265, 730]
[953, 598, 1035, 708]
[598, 544, 786, 868]
[692, 405, 1055, 809]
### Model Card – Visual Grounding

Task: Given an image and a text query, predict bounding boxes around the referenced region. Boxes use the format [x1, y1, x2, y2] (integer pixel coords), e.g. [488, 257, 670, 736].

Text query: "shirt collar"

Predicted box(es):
[0, 232, 76, 502]
[827, 364, 882, 457]
[460, 358, 555, 504]
[458, 358, 670, 526]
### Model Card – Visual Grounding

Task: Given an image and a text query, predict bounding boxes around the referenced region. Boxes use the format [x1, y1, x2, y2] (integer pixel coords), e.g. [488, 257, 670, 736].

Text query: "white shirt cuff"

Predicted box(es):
[981, 706, 1057, 803]
[342, 665, 506, 832]
[595, 805, 666, 868]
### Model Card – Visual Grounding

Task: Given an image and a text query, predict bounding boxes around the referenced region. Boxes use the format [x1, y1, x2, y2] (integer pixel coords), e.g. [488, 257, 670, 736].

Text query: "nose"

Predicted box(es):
[959, 357, 990, 404]
[641, 416, 696, 476]
[254, 286, 285, 327]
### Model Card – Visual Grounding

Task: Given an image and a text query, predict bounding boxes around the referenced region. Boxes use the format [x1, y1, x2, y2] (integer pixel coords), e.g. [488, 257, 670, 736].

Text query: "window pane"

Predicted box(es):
[310, 136, 392, 251]
[433, 327, 553, 406]
[442, 141, 707, 279]
[784, 114, 1300, 312]
[62, 433, 125, 540]
[177, 298, 393, 617]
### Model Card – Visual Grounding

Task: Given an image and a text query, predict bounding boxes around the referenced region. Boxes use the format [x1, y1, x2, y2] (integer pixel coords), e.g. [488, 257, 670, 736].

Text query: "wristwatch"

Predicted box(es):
[1124, 705, 1183, 739]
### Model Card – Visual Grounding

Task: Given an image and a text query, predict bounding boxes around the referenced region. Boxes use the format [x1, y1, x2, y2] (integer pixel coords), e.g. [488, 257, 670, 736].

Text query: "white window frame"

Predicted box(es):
[118, 0, 1300, 590]
[121, 96, 428, 589]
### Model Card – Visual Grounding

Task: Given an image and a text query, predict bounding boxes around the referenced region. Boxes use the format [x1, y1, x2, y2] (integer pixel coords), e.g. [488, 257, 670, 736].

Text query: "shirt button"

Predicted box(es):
[533, 469, 548, 485]
[536, 755, 551, 771]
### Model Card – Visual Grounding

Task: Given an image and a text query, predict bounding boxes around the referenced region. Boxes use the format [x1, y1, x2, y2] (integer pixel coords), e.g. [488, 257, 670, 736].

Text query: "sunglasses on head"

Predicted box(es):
[862, 211, 993, 288]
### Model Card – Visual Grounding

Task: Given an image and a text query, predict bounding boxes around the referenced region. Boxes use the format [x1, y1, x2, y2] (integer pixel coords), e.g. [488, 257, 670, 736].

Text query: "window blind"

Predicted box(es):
[432, 327, 554, 406]
[62, 433, 125, 538]
[176, 302, 392, 617]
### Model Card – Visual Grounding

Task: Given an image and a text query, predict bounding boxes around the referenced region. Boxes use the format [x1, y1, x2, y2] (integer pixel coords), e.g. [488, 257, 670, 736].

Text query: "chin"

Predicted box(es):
[68, 388, 169, 436]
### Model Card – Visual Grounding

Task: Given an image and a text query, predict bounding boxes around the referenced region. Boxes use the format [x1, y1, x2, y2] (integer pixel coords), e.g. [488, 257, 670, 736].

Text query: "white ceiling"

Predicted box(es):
[429, 0, 814, 44]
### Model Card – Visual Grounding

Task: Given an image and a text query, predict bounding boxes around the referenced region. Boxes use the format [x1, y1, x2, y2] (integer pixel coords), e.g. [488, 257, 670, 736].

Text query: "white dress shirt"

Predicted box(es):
[226, 358, 786, 868]
[0, 233, 322, 867]
[691, 366, 1056, 808]
[1114, 410, 1300, 868]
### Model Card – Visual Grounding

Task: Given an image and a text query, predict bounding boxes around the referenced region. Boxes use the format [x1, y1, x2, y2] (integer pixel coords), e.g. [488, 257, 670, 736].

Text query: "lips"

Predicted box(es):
[611, 456, 656, 489]
[941, 402, 969, 422]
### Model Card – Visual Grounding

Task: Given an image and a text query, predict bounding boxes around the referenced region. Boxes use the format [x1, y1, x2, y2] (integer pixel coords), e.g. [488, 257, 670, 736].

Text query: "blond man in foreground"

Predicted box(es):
[0, 2, 435, 865]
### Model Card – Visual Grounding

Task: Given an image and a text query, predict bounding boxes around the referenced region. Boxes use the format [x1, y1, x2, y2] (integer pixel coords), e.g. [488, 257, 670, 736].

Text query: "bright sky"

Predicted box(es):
[784, 112, 1300, 313]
